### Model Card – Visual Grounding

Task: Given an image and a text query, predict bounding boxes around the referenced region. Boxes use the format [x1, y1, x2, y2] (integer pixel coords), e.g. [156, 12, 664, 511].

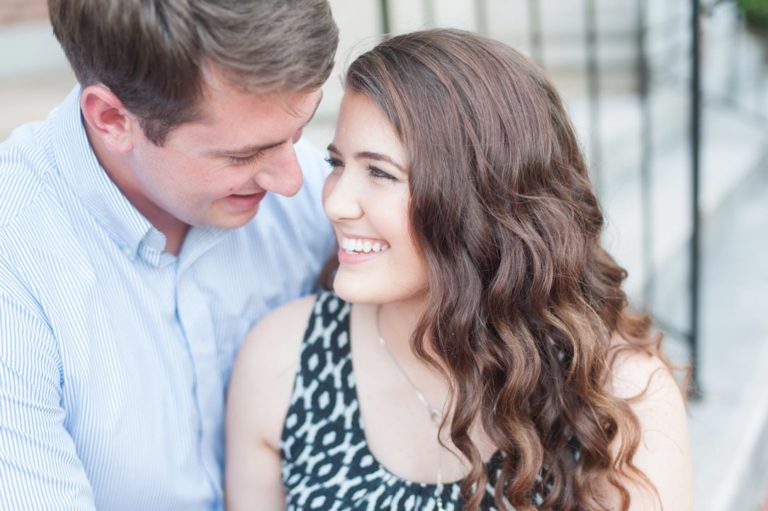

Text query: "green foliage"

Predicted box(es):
[740, 0, 768, 32]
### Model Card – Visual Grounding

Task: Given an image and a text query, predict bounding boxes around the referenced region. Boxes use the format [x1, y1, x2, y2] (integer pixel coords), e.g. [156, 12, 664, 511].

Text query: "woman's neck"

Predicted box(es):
[377, 299, 424, 352]
[374, 296, 451, 379]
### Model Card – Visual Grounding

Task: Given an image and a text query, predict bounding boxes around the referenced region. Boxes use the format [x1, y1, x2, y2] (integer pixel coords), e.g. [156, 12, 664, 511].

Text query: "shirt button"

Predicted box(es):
[122, 246, 132, 257]
[193, 343, 212, 358]
[204, 418, 215, 431]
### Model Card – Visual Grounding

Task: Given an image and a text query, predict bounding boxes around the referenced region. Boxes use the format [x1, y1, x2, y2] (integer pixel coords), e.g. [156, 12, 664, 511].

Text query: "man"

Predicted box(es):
[0, 1, 338, 509]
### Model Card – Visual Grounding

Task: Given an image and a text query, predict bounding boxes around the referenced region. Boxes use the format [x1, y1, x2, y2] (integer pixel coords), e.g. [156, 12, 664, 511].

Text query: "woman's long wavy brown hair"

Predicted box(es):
[343, 29, 666, 510]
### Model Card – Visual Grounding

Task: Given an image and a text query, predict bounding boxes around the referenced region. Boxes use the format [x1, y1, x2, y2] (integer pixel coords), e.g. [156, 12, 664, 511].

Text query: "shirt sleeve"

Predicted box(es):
[0, 291, 96, 510]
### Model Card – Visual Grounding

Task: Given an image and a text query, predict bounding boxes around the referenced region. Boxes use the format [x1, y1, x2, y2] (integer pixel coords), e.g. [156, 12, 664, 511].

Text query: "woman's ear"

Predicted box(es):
[79, 84, 137, 153]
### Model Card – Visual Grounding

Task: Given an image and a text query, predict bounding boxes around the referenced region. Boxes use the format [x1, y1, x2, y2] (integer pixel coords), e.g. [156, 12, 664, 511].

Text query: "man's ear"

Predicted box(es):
[80, 84, 137, 153]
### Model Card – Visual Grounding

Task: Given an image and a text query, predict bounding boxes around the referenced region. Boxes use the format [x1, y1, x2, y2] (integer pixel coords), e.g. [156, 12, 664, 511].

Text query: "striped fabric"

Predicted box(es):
[0, 86, 335, 510]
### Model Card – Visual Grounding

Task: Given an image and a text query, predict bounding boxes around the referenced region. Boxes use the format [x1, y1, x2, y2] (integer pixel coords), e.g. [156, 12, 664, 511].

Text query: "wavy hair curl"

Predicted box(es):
[345, 29, 663, 510]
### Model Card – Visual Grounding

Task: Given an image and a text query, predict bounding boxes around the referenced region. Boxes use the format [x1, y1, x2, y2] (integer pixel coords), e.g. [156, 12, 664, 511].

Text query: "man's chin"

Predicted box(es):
[207, 193, 266, 229]
[211, 207, 262, 230]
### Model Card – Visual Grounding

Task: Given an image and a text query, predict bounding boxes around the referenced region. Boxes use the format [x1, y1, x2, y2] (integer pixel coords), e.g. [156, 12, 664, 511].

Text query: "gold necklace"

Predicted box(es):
[376, 308, 447, 511]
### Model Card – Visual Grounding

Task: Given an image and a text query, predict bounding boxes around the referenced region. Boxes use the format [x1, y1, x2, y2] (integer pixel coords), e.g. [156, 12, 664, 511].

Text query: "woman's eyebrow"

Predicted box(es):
[327, 144, 407, 172]
[354, 151, 406, 172]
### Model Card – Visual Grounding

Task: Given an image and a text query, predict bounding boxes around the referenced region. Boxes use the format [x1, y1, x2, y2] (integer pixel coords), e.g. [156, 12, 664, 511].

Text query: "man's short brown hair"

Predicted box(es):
[48, 0, 339, 144]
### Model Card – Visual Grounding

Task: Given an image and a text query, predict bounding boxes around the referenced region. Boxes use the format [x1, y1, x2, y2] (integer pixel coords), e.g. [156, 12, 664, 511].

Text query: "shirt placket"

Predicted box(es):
[175, 268, 225, 503]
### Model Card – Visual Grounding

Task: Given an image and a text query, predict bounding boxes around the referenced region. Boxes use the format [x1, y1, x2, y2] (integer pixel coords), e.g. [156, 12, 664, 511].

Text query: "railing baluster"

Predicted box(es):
[585, 0, 603, 196]
[637, 0, 654, 310]
[528, 0, 543, 65]
[475, 0, 488, 35]
[379, 0, 391, 37]
[690, 0, 702, 397]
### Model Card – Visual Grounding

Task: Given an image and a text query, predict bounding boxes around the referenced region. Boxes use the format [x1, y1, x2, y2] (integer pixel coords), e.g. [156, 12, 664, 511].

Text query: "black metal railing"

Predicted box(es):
[379, 0, 768, 398]
[689, 0, 702, 397]
[378, 0, 708, 395]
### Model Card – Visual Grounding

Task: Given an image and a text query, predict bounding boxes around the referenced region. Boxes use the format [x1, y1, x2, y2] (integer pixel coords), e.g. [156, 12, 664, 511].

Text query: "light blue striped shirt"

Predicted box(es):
[0, 86, 334, 510]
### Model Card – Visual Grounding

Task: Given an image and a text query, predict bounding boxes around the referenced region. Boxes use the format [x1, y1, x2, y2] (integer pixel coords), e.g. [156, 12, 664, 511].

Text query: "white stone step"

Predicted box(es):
[600, 96, 765, 302]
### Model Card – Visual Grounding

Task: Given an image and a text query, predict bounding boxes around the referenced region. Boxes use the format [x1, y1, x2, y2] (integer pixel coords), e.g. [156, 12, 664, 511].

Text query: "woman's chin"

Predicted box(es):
[331, 277, 374, 305]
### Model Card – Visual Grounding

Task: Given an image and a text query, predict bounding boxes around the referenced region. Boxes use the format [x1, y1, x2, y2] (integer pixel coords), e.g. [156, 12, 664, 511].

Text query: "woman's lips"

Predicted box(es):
[337, 248, 383, 264]
[337, 235, 390, 264]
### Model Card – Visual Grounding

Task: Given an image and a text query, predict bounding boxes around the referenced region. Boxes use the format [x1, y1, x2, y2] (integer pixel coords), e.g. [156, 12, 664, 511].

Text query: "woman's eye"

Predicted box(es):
[369, 166, 397, 181]
[324, 156, 344, 169]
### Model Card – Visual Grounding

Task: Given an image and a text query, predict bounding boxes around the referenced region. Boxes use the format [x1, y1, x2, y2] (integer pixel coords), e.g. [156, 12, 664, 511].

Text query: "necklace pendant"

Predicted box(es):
[436, 495, 445, 511]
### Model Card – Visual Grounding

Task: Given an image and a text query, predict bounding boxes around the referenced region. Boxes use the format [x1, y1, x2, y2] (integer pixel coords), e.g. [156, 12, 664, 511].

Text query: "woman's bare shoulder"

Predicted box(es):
[227, 294, 319, 448]
[607, 336, 680, 401]
[606, 335, 693, 510]
[238, 294, 318, 372]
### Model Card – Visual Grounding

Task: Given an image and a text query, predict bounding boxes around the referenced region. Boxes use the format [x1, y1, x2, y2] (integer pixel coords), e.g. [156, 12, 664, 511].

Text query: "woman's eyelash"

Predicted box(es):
[324, 156, 343, 168]
[324, 157, 397, 182]
[368, 166, 397, 181]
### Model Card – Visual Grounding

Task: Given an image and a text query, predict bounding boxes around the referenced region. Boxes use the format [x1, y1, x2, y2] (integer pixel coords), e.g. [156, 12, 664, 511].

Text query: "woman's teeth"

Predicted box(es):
[341, 237, 390, 254]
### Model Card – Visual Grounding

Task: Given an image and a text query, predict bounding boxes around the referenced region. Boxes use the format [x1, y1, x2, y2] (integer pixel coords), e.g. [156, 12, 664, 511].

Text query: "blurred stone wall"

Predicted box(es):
[0, 0, 47, 25]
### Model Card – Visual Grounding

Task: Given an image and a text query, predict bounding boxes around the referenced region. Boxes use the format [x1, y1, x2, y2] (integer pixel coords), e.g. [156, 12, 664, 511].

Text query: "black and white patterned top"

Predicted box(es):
[279, 291, 509, 510]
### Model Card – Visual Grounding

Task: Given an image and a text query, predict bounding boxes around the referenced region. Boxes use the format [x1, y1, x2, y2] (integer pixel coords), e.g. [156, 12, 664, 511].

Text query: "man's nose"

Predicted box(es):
[257, 142, 303, 197]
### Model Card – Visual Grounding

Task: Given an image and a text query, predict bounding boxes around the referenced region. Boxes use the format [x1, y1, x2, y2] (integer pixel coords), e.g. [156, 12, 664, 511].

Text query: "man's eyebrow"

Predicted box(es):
[207, 140, 283, 158]
[209, 91, 324, 157]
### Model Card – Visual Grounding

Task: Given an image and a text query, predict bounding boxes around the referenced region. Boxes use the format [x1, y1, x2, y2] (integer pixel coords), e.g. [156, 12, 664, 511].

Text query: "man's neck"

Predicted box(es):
[84, 122, 189, 255]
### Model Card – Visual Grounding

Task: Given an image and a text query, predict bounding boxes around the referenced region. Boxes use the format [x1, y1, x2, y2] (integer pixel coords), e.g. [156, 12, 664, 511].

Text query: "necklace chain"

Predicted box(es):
[376, 307, 446, 509]
[377, 334, 443, 427]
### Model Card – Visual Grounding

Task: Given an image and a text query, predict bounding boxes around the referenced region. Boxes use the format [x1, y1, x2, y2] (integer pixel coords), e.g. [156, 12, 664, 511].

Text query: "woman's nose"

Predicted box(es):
[322, 170, 363, 221]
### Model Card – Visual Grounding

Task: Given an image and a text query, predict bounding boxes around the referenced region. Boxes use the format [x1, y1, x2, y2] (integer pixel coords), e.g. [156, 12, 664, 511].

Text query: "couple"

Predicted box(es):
[0, 1, 691, 510]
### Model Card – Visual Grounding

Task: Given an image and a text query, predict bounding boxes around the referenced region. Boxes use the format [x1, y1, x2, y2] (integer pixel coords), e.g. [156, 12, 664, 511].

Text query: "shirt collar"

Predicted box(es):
[50, 86, 232, 268]
[51, 85, 156, 261]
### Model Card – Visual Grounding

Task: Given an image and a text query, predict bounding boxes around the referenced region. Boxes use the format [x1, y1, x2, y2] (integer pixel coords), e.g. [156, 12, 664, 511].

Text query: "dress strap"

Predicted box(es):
[280, 291, 355, 452]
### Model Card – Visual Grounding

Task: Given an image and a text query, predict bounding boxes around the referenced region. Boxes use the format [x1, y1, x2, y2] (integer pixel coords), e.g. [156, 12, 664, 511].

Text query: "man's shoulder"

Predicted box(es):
[0, 120, 56, 230]
[0, 121, 83, 287]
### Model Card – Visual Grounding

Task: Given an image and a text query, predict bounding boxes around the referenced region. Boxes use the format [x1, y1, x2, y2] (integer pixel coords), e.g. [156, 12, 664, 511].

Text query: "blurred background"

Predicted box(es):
[1, 0, 766, 509]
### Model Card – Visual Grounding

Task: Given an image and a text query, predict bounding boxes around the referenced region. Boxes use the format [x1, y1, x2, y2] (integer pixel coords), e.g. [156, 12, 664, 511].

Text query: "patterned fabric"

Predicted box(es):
[0, 86, 334, 511]
[281, 292, 508, 510]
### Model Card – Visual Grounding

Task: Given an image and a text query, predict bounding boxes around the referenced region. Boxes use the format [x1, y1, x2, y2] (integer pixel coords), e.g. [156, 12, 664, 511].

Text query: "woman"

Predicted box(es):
[226, 29, 692, 510]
